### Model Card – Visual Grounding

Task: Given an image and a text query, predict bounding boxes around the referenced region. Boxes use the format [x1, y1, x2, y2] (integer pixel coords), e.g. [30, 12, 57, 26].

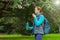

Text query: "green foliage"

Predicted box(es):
[0, 0, 60, 34]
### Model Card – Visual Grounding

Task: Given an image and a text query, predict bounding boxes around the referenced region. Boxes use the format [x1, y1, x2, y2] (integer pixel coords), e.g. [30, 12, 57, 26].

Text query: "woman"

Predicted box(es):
[26, 6, 44, 40]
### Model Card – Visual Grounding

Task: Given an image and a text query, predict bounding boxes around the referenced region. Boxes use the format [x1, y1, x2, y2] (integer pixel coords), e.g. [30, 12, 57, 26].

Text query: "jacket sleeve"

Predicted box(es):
[34, 15, 44, 27]
[26, 22, 33, 30]
[29, 26, 33, 30]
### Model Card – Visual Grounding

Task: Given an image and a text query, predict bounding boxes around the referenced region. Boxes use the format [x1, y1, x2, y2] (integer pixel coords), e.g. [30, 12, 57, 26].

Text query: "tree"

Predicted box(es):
[0, 0, 60, 34]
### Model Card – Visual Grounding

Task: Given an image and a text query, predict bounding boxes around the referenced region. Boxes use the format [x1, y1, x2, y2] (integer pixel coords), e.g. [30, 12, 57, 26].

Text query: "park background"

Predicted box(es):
[0, 0, 60, 40]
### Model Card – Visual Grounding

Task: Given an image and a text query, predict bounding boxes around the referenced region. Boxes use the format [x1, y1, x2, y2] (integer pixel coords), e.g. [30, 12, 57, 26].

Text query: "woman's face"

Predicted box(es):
[34, 7, 40, 14]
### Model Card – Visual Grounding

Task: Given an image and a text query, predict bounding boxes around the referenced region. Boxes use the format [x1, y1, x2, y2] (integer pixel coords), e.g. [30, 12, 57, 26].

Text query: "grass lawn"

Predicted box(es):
[0, 34, 60, 40]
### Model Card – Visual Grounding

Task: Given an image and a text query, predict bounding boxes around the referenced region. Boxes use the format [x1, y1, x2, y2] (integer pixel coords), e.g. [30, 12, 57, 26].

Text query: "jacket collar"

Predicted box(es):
[35, 13, 41, 17]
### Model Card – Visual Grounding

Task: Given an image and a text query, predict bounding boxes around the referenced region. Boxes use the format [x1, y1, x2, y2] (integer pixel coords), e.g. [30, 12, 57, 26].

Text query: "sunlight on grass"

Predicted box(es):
[0, 34, 60, 40]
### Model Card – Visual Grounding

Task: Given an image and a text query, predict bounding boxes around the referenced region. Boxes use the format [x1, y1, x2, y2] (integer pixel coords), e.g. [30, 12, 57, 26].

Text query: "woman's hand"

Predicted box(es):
[32, 14, 36, 18]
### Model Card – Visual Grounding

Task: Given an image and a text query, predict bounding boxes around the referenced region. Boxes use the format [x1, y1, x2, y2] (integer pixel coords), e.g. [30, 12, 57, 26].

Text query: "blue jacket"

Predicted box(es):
[34, 14, 44, 27]
[26, 13, 44, 34]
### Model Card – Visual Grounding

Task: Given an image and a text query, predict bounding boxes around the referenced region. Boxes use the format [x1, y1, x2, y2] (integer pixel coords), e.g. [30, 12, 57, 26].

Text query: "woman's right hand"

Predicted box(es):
[32, 14, 36, 18]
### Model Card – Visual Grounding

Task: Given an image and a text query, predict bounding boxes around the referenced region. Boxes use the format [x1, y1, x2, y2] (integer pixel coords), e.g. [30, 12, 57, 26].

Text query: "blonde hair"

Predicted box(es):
[35, 6, 42, 12]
